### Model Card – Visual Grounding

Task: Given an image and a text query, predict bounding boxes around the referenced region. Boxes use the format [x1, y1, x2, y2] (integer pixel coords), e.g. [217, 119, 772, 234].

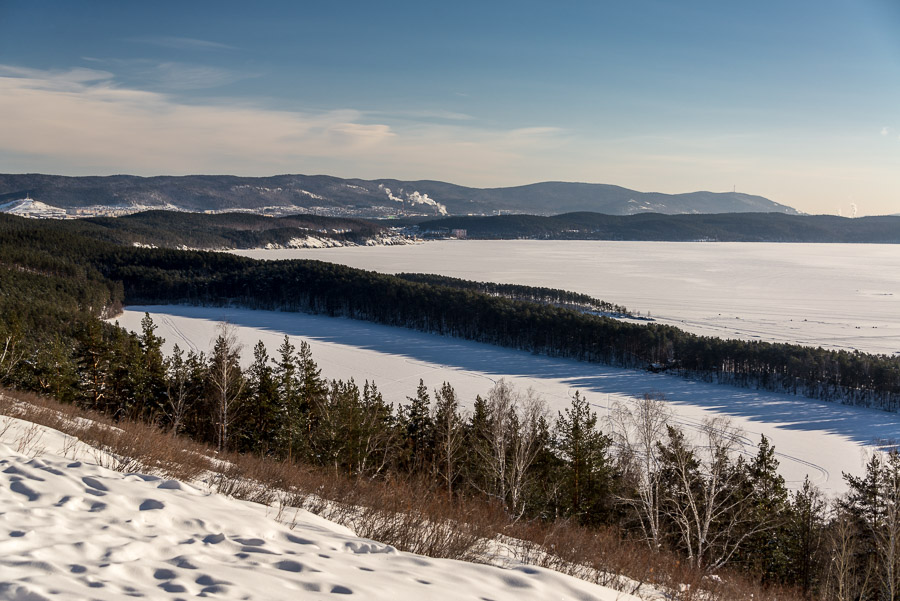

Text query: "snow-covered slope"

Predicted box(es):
[0, 197, 67, 219]
[0, 416, 634, 601]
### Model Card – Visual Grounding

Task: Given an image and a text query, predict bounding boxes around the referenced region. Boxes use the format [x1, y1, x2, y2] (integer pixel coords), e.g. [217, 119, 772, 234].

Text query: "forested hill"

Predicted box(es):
[4, 211, 390, 249]
[0, 173, 797, 216]
[419, 212, 900, 242]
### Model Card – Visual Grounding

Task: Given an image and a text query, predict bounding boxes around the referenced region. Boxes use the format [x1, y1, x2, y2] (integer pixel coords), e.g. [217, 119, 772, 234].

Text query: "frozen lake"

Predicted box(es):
[115, 305, 900, 496]
[236, 241, 900, 355]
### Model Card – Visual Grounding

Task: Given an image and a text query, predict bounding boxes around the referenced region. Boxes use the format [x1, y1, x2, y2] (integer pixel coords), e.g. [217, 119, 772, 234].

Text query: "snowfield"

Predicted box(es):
[234, 241, 900, 356]
[0, 416, 634, 601]
[115, 306, 900, 496]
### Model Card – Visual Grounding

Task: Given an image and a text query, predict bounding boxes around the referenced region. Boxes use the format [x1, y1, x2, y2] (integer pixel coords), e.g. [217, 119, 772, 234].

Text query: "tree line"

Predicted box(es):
[417, 212, 900, 243]
[395, 272, 631, 315]
[2, 212, 899, 413]
[6, 307, 900, 598]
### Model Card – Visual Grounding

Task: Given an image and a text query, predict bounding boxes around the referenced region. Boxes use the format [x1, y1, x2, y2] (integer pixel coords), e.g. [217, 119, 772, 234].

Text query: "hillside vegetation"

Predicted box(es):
[419, 212, 900, 242]
[2, 212, 900, 599]
[1, 210, 387, 249]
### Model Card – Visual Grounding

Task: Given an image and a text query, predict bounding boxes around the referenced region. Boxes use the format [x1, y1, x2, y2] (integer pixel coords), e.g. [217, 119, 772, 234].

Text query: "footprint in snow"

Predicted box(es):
[274, 560, 305, 573]
[9, 480, 40, 502]
[81, 476, 108, 492]
[3, 465, 45, 481]
[139, 499, 165, 511]
[233, 537, 265, 546]
[153, 568, 177, 580]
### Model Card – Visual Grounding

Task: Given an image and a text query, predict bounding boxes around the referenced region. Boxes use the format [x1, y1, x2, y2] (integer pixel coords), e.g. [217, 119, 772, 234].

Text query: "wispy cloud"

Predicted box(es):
[139, 61, 251, 90]
[128, 36, 237, 51]
[0, 66, 566, 182]
[373, 109, 475, 123]
[882, 126, 890, 136]
[0, 65, 113, 87]
[76, 58, 252, 90]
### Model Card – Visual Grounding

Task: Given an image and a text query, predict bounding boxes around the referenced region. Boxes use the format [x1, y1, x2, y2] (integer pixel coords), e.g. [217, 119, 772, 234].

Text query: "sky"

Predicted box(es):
[1, 0, 899, 215]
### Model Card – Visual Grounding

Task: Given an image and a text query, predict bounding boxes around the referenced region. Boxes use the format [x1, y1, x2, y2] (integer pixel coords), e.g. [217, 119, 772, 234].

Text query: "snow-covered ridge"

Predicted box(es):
[0, 414, 634, 601]
[0, 197, 67, 219]
[261, 233, 418, 249]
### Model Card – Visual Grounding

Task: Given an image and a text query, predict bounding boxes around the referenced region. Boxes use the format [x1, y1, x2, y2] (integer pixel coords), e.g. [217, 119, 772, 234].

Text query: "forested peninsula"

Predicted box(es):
[2, 213, 898, 414]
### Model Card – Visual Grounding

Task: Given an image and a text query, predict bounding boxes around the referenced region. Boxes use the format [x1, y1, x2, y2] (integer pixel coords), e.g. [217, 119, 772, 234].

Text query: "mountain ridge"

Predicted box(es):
[0, 173, 799, 217]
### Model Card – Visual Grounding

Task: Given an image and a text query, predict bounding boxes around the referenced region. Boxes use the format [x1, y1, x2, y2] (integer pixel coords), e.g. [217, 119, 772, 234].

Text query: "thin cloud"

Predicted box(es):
[882, 126, 890, 136]
[75, 58, 252, 90]
[128, 36, 237, 51]
[0, 65, 565, 182]
[143, 62, 251, 90]
[374, 109, 475, 122]
[0, 65, 113, 86]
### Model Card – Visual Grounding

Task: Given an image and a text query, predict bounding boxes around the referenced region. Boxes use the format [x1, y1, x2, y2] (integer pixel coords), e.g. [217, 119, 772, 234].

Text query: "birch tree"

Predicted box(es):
[658, 417, 760, 570]
[609, 392, 672, 549]
[208, 323, 244, 453]
[432, 381, 465, 495]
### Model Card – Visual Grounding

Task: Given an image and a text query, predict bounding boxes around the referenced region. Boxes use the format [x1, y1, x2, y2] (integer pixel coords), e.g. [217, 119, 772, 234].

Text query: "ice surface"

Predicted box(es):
[235, 241, 900, 355]
[116, 306, 900, 496]
[0, 416, 633, 600]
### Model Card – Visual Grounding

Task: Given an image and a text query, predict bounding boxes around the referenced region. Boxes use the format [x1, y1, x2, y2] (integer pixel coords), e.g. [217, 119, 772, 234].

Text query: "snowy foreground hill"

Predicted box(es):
[0, 416, 634, 601]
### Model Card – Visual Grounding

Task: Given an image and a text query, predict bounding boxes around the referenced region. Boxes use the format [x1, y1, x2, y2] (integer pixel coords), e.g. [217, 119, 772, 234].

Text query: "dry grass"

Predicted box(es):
[0, 387, 806, 601]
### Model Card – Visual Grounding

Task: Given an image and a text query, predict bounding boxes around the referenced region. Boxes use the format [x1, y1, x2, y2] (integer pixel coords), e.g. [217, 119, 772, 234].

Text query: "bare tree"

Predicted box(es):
[826, 508, 872, 601]
[0, 332, 24, 384]
[474, 380, 548, 518]
[659, 417, 760, 570]
[608, 392, 672, 550]
[208, 323, 244, 453]
[878, 452, 900, 601]
[432, 381, 465, 496]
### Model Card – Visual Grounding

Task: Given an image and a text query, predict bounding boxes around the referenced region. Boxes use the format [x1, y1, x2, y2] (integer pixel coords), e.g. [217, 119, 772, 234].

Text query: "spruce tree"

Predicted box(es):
[243, 340, 281, 454]
[134, 313, 167, 419]
[399, 379, 433, 474]
[554, 391, 615, 524]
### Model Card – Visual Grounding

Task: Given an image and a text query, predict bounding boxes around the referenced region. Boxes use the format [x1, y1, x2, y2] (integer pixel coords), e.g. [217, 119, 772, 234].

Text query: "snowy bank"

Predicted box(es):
[0, 415, 635, 601]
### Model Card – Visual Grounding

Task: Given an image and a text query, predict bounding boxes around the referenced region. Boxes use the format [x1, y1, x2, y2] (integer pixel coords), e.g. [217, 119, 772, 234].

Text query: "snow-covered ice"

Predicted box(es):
[115, 305, 900, 496]
[234, 240, 900, 356]
[0, 415, 636, 600]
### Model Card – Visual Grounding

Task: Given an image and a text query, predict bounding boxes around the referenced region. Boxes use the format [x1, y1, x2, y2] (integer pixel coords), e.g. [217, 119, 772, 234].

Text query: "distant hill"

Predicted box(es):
[0, 211, 393, 249]
[418, 212, 900, 243]
[0, 173, 799, 217]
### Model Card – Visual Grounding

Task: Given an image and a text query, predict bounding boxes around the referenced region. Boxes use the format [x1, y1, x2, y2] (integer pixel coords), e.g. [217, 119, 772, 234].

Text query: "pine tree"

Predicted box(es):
[133, 313, 167, 419]
[164, 344, 191, 436]
[243, 340, 282, 454]
[785, 476, 826, 597]
[399, 379, 433, 473]
[75, 320, 112, 414]
[738, 435, 791, 582]
[296, 339, 326, 459]
[274, 336, 300, 459]
[554, 391, 615, 524]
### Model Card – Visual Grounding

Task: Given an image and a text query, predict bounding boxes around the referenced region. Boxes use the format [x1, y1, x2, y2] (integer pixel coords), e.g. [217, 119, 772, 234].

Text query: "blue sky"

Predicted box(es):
[1, 0, 899, 214]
